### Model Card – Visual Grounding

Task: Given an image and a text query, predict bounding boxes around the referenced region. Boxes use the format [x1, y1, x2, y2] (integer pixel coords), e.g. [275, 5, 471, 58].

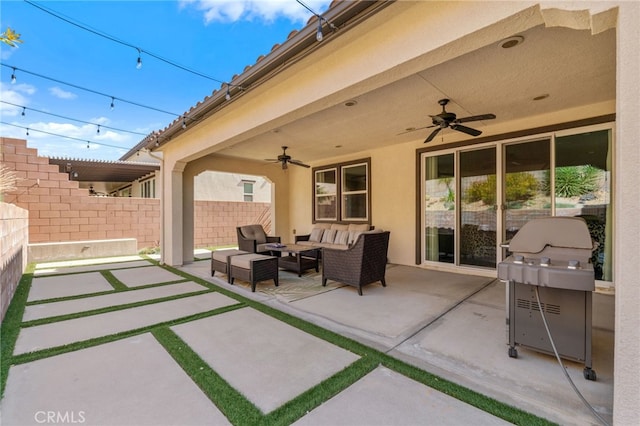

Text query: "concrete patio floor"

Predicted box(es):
[1, 252, 613, 425]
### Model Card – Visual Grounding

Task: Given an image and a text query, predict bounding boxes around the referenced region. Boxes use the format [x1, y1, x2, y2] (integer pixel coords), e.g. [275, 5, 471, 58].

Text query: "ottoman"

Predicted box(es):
[229, 254, 279, 292]
[211, 249, 249, 277]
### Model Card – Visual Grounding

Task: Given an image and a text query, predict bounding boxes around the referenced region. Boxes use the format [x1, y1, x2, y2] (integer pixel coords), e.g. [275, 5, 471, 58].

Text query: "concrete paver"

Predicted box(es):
[28, 272, 114, 302]
[35, 256, 145, 270]
[34, 260, 153, 276]
[110, 265, 186, 288]
[1, 334, 229, 426]
[23, 281, 208, 321]
[293, 366, 511, 425]
[172, 307, 360, 414]
[14, 292, 237, 355]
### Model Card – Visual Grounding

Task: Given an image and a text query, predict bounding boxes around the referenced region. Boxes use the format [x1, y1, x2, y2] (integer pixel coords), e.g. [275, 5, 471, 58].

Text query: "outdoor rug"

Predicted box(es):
[230, 269, 346, 302]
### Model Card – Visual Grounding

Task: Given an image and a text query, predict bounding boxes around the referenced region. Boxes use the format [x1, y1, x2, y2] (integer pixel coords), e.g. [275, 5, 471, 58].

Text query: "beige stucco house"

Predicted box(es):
[135, 2, 638, 422]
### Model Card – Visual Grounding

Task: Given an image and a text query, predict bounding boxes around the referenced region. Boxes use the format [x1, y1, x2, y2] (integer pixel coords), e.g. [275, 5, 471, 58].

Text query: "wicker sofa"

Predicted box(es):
[236, 224, 281, 255]
[322, 230, 390, 295]
[295, 223, 373, 250]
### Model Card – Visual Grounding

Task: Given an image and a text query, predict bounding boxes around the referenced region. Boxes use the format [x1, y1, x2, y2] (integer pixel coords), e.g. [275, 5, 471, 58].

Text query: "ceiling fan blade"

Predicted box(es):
[289, 159, 310, 168]
[424, 127, 442, 143]
[451, 124, 482, 137]
[454, 113, 496, 123]
[397, 124, 436, 136]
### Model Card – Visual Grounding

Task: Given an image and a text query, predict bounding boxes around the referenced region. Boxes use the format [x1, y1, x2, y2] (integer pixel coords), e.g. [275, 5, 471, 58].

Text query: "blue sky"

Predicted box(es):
[0, 0, 330, 160]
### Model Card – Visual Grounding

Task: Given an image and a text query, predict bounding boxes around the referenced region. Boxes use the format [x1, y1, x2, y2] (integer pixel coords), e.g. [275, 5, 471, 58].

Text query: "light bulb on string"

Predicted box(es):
[11, 68, 17, 84]
[110, 97, 115, 110]
[87, 141, 90, 149]
[26, 128, 29, 136]
[21, 107, 26, 116]
[136, 49, 143, 70]
[96, 125, 101, 134]
[316, 20, 323, 42]
[182, 117, 187, 129]
[225, 85, 231, 101]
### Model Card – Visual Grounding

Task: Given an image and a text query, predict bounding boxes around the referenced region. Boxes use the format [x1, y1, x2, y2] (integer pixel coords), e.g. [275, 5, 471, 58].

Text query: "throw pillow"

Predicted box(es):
[335, 230, 349, 245]
[321, 228, 337, 243]
[309, 228, 324, 242]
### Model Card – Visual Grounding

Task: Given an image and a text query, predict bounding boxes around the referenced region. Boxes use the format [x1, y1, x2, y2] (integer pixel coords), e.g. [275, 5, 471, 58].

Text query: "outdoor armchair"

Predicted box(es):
[322, 230, 390, 295]
[236, 224, 281, 255]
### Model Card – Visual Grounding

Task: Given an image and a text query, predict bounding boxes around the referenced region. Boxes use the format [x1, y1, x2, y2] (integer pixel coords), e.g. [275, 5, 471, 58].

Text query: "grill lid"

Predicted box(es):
[507, 217, 593, 254]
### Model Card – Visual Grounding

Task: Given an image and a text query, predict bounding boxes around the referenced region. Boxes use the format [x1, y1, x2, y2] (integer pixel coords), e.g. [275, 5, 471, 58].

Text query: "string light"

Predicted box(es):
[136, 49, 143, 70]
[86, 141, 90, 149]
[11, 67, 17, 84]
[0, 121, 129, 151]
[26, 128, 30, 136]
[110, 97, 115, 110]
[1, 64, 188, 119]
[225, 85, 232, 101]
[96, 125, 100, 134]
[294, 0, 338, 42]
[182, 117, 187, 129]
[0, 101, 148, 136]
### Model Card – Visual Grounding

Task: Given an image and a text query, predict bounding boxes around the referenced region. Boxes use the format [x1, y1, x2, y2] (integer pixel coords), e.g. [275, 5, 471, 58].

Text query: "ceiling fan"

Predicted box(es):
[411, 99, 496, 143]
[265, 146, 310, 169]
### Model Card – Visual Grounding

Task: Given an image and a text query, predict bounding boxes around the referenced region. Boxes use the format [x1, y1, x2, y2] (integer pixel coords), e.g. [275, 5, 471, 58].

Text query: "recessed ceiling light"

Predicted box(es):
[499, 35, 524, 49]
[344, 100, 358, 107]
[533, 94, 550, 101]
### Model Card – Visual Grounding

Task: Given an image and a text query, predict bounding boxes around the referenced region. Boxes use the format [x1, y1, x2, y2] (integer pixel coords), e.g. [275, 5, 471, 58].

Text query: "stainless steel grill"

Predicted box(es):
[498, 217, 597, 380]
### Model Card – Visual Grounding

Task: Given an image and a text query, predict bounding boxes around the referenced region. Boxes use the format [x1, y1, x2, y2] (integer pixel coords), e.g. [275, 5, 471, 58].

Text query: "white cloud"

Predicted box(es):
[180, 0, 330, 24]
[0, 82, 36, 116]
[49, 86, 77, 100]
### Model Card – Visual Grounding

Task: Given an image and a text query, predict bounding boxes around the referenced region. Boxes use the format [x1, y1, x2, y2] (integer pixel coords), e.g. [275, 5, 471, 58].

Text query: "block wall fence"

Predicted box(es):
[0, 202, 28, 322]
[1, 137, 271, 251]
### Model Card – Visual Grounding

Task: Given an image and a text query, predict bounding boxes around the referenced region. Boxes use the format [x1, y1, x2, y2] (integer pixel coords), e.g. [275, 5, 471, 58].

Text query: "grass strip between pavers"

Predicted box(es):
[10, 303, 246, 367]
[100, 270, 129, 291]
[21, 289, 214, 328]
[1, 264, 35, 398]
[152, 328, 263, 425]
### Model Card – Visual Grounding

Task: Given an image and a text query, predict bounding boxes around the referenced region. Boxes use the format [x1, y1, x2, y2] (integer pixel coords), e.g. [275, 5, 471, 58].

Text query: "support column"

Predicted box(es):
[161, 159, 186, 266]
[614, 2, 640, 424]
[182, 168, 195, 264]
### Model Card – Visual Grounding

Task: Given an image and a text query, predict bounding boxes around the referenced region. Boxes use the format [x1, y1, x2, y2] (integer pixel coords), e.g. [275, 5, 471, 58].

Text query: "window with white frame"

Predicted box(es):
[314, 168, 337, 221]
[341, 162, 368, 221]
[141, 178, 155, 198]
[313, 158, 370, 223]
[242, 181, 254, 202]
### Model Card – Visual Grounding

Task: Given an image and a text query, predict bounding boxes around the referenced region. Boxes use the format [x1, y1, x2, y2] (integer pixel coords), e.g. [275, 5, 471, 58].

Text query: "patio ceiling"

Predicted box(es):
[212, 22, 615, 166]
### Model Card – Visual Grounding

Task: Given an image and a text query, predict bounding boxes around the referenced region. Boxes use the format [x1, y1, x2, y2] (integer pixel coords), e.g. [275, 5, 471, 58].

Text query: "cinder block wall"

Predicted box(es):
[194, 200, 270, 248]
[1, 137, 271, 251]
[0, 202, 28, 322]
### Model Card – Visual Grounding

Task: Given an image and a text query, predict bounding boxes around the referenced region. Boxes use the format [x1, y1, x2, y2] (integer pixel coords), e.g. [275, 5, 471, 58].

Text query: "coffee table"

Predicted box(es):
[266, 244, 320, 277]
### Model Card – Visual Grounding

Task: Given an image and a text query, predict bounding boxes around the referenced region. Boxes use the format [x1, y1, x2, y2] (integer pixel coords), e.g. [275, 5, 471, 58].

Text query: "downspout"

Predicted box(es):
[145, 149, 165, 265]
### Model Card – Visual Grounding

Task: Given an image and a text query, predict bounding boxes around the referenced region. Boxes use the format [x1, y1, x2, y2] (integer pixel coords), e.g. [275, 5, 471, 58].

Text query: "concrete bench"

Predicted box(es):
[229, 254, 279, 292]
[211, 249, 249, 277]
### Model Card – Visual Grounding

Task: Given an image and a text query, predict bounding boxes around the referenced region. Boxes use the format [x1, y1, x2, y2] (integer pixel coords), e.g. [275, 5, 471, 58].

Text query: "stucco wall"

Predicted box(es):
[0, 202, 28, 323]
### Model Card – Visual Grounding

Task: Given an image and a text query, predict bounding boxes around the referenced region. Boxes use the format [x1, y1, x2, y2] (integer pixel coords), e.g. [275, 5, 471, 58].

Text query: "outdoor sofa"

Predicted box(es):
[295, 223, 374, 250]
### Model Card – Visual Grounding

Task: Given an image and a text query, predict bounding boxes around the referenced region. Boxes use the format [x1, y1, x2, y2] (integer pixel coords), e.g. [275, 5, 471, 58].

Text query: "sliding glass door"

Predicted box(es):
[420, 125, 613, 283]
[460, 147, 497, 267]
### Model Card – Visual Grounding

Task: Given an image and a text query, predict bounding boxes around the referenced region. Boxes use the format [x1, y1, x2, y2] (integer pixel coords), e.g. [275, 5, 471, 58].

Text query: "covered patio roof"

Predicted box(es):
[48, 157, 159, 183]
